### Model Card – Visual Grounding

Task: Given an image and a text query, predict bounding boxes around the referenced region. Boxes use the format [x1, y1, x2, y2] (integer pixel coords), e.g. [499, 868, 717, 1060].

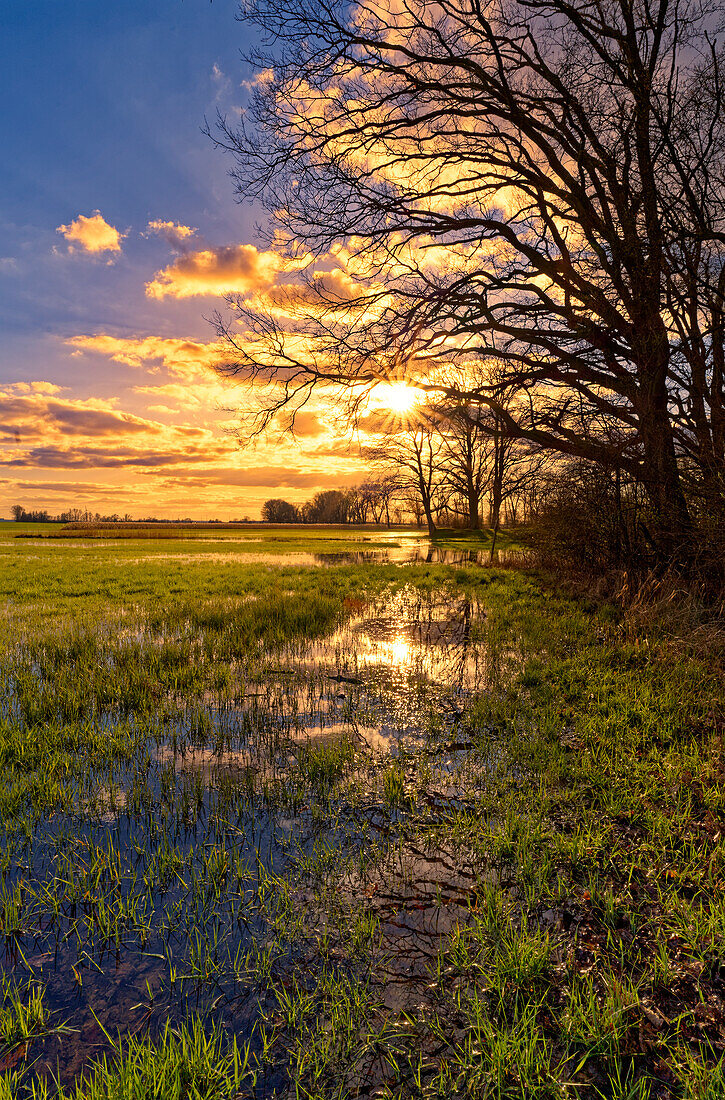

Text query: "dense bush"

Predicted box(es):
[527, 462, 653, 575]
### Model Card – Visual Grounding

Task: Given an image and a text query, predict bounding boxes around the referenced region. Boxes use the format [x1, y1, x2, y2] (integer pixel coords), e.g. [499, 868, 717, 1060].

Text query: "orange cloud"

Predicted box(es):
[157, 466, 365, 489]
[0, 386, 165, 442]
[0, 382, 236, 476]
[56, 211, 125, 254]
[1, 443, 230, 470]
[145, 220, 198, 248]
[258, 268, 368, 316]
[66, 334, 229, 378]
[278, 410, 325, 437]
[146, 220, 196, 238]
[145, 244, 286, 299]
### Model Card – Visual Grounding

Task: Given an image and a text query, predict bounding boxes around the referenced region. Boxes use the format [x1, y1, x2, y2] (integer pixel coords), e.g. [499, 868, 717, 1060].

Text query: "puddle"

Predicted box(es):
[0, 585, 504, 1089]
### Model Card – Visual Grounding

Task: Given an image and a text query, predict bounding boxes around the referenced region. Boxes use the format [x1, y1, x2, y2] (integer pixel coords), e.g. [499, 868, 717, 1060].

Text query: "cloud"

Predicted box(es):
[0, 443, 229, 469]
[210, 62, 232, 101]
[145, 244, 286, 299]
[158, 466, 365, 489]
[241, 68, 274, 91]
[132, 380, 236, 410]
[303, 439, 364, 458]
[56, 211, 125, 254]
[278, 410, 325, 438]
[258, 268, 369, 318]
[0, 389, 164, 442]
[66, 334, 229, 378]
[0, 383, 241, 483]
[9, 381, 65, 396]
[2, 479, 149, 498]
[145, 220, 198, 248]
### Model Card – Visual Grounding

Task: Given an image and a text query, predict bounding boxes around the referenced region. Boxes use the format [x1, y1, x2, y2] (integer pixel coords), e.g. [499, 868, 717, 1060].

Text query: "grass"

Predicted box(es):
[0, 526, 722, 1097]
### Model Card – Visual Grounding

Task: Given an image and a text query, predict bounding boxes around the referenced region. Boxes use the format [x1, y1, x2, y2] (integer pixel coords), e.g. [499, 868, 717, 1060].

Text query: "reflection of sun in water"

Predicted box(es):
[387, 636, 412, 669]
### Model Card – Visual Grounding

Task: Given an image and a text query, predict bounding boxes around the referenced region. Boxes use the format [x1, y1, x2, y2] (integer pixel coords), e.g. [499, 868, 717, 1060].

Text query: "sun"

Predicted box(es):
[376, 382, 419, 415]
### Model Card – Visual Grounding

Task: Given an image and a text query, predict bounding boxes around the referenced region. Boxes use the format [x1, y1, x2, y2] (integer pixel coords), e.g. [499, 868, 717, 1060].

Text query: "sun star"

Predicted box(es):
[376, 382, 419, 415]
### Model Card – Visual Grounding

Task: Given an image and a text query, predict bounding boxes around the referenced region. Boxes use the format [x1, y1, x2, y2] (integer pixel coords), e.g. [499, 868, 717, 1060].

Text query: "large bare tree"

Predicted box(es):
[213, 0, 725, 558]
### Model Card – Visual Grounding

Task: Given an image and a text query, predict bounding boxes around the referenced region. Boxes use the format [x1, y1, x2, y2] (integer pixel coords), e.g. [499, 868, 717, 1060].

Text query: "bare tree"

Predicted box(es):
[357, 476, 399, 525]
[262, 498, 300, 522]
[367, 419, 445, 537]
[211, 0, 725, 561]
[301, 489, 351, 523]
[436, 404, 491, 530]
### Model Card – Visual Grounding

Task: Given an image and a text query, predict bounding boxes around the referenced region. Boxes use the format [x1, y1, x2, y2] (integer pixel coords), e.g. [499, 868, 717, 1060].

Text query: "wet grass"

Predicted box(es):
[0, 531, 722, 1097]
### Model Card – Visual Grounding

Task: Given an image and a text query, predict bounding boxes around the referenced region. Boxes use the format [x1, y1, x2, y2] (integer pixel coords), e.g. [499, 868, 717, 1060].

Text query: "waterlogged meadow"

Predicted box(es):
[0, 524, 724, 1098]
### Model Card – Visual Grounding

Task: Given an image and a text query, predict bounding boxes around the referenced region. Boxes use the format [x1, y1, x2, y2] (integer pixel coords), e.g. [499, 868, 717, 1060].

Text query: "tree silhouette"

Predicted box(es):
[213, 0, 725, 559]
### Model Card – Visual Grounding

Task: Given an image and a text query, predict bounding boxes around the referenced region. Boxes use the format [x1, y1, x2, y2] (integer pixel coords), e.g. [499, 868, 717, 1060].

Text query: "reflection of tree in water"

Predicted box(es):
[350, 588, 497, 696]
[313, 545, 528, 567]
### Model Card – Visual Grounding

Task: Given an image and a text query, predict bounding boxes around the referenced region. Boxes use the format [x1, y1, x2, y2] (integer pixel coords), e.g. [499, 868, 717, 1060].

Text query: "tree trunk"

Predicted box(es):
[488, 444, 503, 562]
[638, 385, 692, 559]
[467, 483, 480, 529]
[423, 506, 437, 538]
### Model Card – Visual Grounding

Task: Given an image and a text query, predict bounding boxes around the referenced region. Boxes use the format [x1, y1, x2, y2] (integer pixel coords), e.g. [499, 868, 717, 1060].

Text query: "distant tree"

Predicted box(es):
[11, 506, 51, 522]
[262, 498, 300, 522]
[436, 404, 491, 530]
[368, 417, 444, 537]
[348, 478, 399, 525]
[301, 490, 350, 524]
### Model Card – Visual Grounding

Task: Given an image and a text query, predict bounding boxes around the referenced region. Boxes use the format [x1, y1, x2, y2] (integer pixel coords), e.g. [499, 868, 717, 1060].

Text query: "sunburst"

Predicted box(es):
[366, 382, 424, 430]
[379, 382, 419, 415]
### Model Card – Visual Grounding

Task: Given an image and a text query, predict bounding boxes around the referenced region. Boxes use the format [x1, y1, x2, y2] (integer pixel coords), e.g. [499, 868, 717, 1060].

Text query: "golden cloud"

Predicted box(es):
[257, 267, 370, 317]
[56, 211, 125, 254]
[145, 243, 287, 299]
[1, 443, 230, 470]
[0, 381, 237, 478]
[2, 478, 150, 499]
[0, 386, 165, 442]
[145, 220, 198, 248]
[146, 220, 196, 238]
[278, 410, 325, 438]
[66, 334, 229, 378]
[157, 465, 365, 489]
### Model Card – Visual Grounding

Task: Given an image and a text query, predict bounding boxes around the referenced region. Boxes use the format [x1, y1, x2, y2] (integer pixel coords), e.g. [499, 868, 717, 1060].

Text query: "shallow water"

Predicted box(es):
[0, 585, 502, 1088]
[9, 537, 529, 569]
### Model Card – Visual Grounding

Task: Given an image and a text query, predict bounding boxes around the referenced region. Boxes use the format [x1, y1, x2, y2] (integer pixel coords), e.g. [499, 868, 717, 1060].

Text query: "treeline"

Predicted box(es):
[9, 507, 198, 524]
[8, 506, 133, 524]
[263, 401, 545, 538]
[262, 487, 400, 525]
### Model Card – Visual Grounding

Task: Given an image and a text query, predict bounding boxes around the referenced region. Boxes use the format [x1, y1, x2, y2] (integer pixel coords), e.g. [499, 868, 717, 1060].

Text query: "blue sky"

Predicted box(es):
[0, 1, 366, 517]
[2, 0, 249, 342]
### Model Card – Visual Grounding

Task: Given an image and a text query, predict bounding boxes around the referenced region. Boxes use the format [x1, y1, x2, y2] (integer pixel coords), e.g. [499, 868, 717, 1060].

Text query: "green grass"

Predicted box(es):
[0, 528, 722, 1097]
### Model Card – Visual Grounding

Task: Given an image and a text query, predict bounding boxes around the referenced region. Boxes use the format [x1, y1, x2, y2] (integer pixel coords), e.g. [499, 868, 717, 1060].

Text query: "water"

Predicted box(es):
[0, 585, 506, 1088]
[11, 537, 529, 569]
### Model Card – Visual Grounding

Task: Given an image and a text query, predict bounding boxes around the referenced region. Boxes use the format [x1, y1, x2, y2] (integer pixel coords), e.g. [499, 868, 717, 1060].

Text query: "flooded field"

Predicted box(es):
[1, 528, 723, 1098]
[0, 529, 518, 1094]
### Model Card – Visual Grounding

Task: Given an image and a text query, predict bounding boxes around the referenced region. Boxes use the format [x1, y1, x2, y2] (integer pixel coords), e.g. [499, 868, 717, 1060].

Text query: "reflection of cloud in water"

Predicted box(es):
[299, 587, 499, 696]
[151, 587, 504, 782]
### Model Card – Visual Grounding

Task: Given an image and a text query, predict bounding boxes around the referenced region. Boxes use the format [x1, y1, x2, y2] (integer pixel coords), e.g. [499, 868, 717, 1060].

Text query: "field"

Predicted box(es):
[0, 525, 723, 1098]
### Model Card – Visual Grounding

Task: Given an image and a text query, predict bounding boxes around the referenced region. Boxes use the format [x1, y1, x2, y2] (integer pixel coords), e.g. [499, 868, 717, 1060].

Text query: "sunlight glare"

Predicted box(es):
[376, 382, 419, 415]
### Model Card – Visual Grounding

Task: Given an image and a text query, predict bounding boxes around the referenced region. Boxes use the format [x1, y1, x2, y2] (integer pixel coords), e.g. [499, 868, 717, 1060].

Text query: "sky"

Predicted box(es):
[0, 0, 371, 519]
